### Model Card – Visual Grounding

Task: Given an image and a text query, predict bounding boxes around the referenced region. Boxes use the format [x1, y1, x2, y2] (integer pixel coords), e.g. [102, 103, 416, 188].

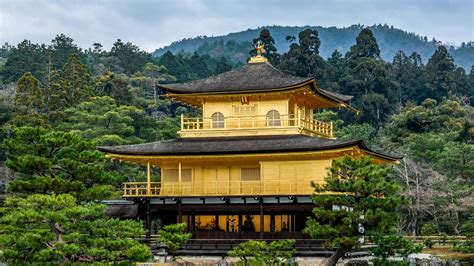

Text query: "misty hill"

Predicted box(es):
[153, 25, 474, 70]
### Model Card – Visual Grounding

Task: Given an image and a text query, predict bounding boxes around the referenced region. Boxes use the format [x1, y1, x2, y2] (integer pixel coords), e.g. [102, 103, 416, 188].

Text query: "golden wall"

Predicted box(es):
[159, 159, 331, 196]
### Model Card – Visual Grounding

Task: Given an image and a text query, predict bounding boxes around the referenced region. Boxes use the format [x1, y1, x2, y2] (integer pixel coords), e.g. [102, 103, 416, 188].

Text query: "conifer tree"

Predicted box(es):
[304, 156, 404, 266]
[214, 57, 232, 75]
[0, 194, 151, 264]
[250, 28, 280, 64]
[424, 46, 455, 101]
[346, 28, 380, 60]
[59, 53, 93, 107]
[11, 72, 46, 126]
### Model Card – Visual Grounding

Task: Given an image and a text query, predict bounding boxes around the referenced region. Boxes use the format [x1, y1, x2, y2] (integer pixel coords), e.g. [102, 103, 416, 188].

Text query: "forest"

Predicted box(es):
[154, 24, 474, 70]
[0, 26, 472, 263]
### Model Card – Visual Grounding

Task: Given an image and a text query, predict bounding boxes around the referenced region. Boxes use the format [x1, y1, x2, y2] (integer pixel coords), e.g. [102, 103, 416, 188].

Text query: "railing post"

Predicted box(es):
[146, 162, 151, 195]
[330, 121, 333, 137]
[180, 114, 184, 130]
[297, 108, 301, 127]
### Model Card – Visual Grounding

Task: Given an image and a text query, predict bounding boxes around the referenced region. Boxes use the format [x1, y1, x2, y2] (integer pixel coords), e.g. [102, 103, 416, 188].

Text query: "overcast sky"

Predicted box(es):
[1, 0, 473, 52]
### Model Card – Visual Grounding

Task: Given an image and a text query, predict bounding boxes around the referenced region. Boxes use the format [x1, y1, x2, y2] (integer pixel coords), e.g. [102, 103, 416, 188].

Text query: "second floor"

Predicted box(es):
[159, 61, 355, 139]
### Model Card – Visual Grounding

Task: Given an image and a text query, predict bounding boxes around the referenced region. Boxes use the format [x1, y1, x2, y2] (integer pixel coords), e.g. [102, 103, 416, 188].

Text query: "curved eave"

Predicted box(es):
[97, 140, 400, 163]
[161, 79, 357, 112]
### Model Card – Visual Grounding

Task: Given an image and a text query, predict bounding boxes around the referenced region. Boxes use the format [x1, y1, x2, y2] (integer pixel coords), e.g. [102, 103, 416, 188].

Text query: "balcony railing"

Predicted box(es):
[180, 114, 333, 137]
[123, 180, 314, 197]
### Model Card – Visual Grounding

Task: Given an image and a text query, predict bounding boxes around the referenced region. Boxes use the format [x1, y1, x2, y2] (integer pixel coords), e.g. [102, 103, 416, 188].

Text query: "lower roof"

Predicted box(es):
[98, 135, 401, 161]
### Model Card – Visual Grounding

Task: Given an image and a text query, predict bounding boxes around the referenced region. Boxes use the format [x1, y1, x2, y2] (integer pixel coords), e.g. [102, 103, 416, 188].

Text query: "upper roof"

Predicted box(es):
[98, 134, 401, 161]
[158, 62, 353, 103]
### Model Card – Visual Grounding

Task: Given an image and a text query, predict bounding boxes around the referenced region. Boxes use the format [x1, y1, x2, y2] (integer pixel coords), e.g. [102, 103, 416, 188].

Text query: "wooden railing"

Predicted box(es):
[180, 114, 333, 137]
[123, 180, 313, 197]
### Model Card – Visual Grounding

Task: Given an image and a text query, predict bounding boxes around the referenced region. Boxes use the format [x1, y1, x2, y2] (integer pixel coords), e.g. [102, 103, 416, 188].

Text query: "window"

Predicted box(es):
[267, 110, 281, 126]
[233, 105, 256, 116]
[163, 169, 192, 182]
[211, 112, 225, 128]
[241, 167, 260, 181]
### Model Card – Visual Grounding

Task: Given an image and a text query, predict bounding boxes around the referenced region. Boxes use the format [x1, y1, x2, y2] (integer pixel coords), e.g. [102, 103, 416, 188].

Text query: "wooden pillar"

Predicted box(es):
[259, 201, 264, 239]
[297, 108, 301, 127]
[190, 211, 195, 232]
[146, 161, 151, 195]
[180, 113, 184, 130]
[146, 199, 151, 239]
[270, 211, 275, 239]
[215, 213, 219, 230]
[178, 162, 182, 194]
[238, 211, 242, 234]
[178, 199, 182, 223]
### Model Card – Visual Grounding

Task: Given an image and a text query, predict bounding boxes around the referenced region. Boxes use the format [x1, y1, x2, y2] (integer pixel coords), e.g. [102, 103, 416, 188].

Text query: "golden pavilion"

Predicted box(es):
[99, 52, 399, 250]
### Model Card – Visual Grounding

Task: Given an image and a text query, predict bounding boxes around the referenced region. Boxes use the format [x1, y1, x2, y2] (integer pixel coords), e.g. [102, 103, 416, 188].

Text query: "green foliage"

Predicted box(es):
[1, 40, 46, 82]
[0, 193, 151, 264]
[424, 46, 456, 101]
[228, 240, 296, 266]
[250, 28, 280, 64]
[10, 72, 47, 127]
[109, 39, 152, 75]
[371, 234, 422, 263]
[158, 223, 192, 254]
[280, 28, 326, 80]
[421, 223, 438, 235]
[58, 96, 149, 145]
[423, 239, 434, 249]
[304, 156, 405, 265]
[58, 53, 93, 108]
[3, 126, 123, 200]
[346, 28, 380, 60]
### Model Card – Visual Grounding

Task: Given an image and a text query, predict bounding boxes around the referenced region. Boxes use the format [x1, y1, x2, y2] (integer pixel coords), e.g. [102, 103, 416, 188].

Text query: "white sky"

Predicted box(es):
[1, 0, 473, 52]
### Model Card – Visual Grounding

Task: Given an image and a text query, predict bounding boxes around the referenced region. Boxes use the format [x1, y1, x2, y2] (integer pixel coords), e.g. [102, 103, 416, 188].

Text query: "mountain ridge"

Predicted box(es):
[153, 25, 474, 70]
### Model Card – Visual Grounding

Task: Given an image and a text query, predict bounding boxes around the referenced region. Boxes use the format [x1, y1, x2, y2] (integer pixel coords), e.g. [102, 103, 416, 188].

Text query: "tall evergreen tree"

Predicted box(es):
[279, 29, 326, 79]
[1, 40, 46, 82]
[58, 53, 93, 107]
[50, 34, 81, 69]
[214, 57, 232, 75]
[189, 52, 212, 78]
[424, 46, 455, 101]
[109, 39, 151, 75]
[11, 72, 46, 126]
[346, 28, 380, 60]
[250, 28, 280, 64]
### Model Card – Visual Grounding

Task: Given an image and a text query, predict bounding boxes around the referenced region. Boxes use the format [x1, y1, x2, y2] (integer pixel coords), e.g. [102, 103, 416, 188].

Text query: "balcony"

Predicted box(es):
[179, 114, 333, 138]
[123, 180, 314, 197]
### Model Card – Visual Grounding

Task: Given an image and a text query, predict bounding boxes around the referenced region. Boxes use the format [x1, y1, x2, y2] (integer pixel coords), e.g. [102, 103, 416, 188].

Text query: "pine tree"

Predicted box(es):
[3, 126, 122, 201]
[304, 156, 405, 266]
[0, 194, 151, 264]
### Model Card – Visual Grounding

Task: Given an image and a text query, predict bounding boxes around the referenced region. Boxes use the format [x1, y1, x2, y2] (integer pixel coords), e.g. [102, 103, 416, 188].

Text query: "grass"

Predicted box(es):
[422, 244, 474, 261]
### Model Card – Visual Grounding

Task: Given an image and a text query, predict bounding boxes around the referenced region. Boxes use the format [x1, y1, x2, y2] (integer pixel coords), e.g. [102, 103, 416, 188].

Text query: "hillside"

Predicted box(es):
[153, 24, 474, 70]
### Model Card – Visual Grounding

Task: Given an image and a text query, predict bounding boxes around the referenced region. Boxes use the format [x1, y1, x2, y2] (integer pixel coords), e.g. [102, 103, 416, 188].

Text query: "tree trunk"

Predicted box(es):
[326, 248, 348, 266]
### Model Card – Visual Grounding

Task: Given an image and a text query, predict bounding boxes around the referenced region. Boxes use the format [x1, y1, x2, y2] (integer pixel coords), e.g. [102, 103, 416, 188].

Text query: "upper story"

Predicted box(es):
[158, 58, 356, 139]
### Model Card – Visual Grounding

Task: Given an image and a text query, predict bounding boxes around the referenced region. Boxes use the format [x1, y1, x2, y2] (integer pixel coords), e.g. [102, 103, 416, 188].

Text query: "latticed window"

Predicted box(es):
[267, 110, 281, 126]
[211, 112, 225, 128]
[241, 167, 260, 181]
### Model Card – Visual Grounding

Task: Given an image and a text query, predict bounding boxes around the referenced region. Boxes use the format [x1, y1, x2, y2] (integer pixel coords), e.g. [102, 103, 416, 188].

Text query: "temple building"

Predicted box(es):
[99, 50, 400, 248]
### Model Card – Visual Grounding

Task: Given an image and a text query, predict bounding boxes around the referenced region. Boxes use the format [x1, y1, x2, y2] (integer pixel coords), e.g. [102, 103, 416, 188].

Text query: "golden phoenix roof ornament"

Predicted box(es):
[249, 40, 268, 64]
